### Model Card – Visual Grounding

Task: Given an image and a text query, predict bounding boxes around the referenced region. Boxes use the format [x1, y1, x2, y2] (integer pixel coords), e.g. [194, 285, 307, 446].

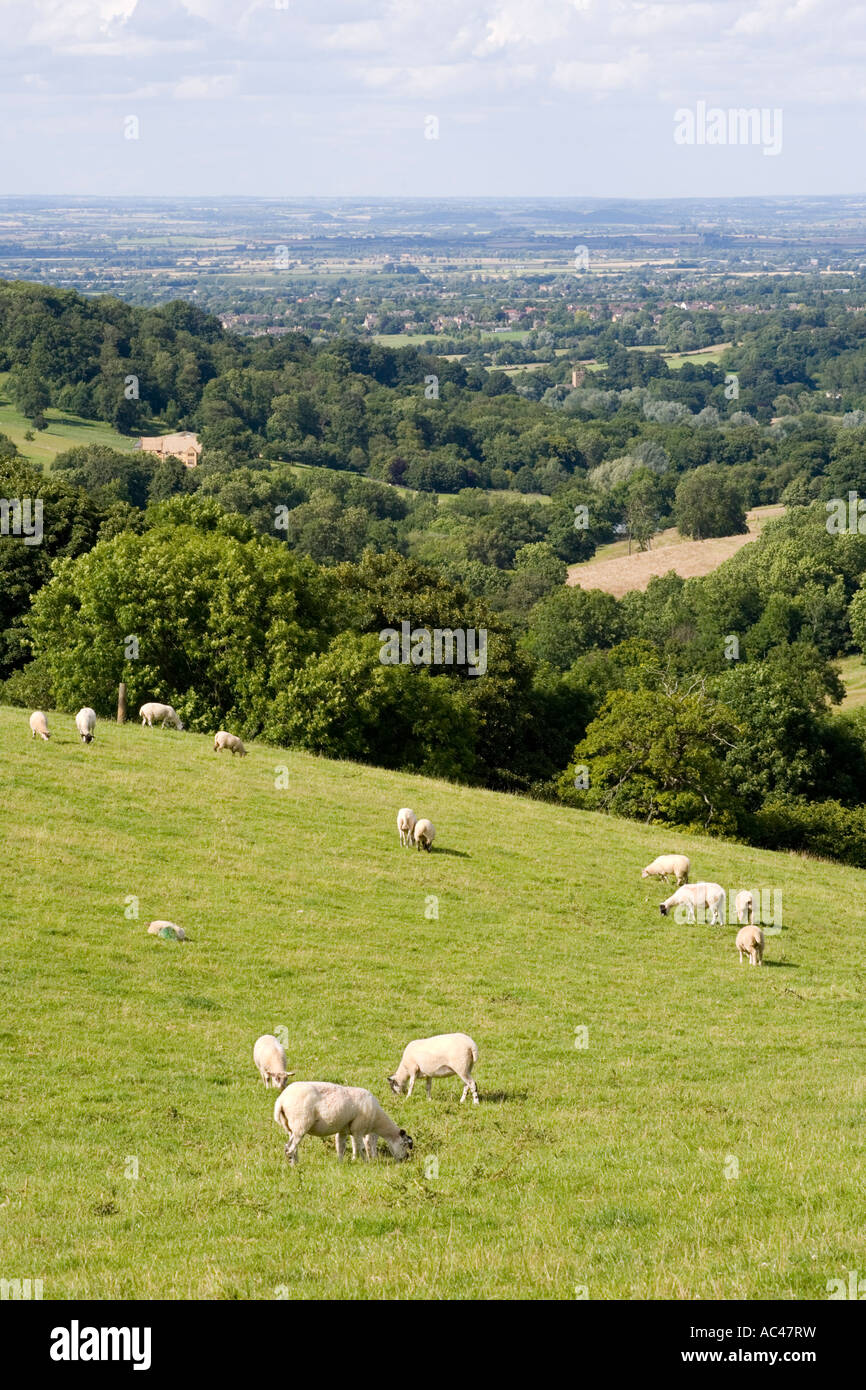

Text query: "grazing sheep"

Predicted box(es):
[214, 731, 246, 757]
[388, 1032, 479, 1105]
[413, 818, 435, 853]
[397, 807, 417, 847]
[29, 711, 50, 741]
[139, 702, 183, 730]
[253, 1034, 294, 1090]
[735, 890, 755, 926]
[736, 924, 765, 966]
[75, 707, 97, 744]
[641, 854, 690, 887]
[146, 919, 186, 940]
[273, 1082, 414, 1166]
[659, 881, 725, 926]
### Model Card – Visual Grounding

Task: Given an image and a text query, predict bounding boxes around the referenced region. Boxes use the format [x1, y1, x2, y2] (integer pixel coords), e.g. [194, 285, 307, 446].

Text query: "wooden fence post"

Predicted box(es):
[117, 682, 127, 724]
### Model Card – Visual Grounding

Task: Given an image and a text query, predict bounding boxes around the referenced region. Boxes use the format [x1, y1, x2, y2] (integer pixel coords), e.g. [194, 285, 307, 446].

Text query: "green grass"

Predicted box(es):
[0, 373, 137, 467]
[834, 654, 866, 711]
[1, 704, 864, 1300]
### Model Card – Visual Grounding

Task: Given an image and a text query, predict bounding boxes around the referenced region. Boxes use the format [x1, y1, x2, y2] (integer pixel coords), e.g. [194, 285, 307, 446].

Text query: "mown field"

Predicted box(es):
[0, 705, 864, 1300]
[835, 654, 866, 712]
[0, 372, 136, 466]
[568, 505, 785, 597]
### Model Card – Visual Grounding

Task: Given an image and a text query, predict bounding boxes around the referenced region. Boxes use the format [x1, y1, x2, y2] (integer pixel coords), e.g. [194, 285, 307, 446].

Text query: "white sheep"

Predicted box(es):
[29, 711, 50, 741]
[214, 731, 246, 757]
[75, 707, 97, 743]
[413, 818, 435, 853]
[641, 854, 690, 887]
[736, 924, 765, 966]
[659, 881, 725, 926]
[397, 807, 417, 847]
[253, 1034, 294, 1090]
[139, 702, 183, 730]
[146, 920, 187, 940]
[388, 1032, 479, 1104]
[273, 1082, 414, 1166]
[734, 890, 755, 926]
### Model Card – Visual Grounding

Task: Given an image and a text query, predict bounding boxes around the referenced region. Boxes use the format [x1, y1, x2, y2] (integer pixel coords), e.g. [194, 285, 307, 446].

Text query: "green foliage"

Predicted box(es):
[560, 678, 741, 834]
[28, 523, 333, 733]
[674, 466, 747, 540]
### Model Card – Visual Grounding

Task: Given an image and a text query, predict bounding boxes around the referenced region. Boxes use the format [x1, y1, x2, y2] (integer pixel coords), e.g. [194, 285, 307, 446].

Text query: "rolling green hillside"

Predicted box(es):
[1, 704, 864, 1300]
[0, 372, 137, 466]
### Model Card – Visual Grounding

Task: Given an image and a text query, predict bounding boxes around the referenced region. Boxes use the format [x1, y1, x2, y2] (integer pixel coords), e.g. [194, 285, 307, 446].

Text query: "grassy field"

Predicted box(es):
[0, 372, 136, 467]
[568, 505, 784, 597]
[1, 704, 864, 1300]
[834, 654, 866, 711]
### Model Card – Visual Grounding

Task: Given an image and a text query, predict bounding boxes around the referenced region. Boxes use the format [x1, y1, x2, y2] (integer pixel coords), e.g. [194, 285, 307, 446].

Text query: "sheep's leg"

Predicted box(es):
[738, 950, 744, 964]
[335, 1132, 347, 1162]
[406, 1072, 417, 1098]
[425, 1078, 433, 1100]
[364, 1134, 378, 1160]
[458, 1074, 479, 1104]
[284, 1132, 301, 1165]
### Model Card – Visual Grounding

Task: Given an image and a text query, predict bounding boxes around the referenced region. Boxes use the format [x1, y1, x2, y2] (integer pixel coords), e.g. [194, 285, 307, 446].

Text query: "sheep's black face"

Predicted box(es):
[387, 1075, 401, 1095]
[659, 905, 668, 916]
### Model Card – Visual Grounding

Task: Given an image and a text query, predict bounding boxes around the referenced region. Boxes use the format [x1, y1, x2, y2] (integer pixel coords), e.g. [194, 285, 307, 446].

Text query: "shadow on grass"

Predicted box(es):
[761, 959, 797, 968]
[432, 847, 471, 859]
[479, 1089, 528, 1104]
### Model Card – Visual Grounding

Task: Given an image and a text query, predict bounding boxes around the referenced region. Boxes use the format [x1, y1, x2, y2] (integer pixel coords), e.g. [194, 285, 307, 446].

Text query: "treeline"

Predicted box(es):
[8, 278, 866, 509]
[6, 436, 866, 862]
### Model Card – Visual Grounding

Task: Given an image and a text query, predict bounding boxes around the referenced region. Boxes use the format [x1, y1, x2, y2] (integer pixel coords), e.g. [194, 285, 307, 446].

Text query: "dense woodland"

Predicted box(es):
[5, 278, 866, 863]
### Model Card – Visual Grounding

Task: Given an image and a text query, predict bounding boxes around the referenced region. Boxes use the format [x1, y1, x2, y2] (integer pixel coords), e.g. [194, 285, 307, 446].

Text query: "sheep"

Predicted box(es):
[29, 711, 50, 741]
[75, 707, 97, 744]
[413, 818, 435, 853]
[146, 919, 186, 940]
[397, 807, 417, 848]
[253, 1034, 294, 1090]
[659, 881, 726, 926]
[736, 924, 765, 966]
[735, 890, 755, 926]
[273, 1082, 414, 1166]
[214, 731, 246, 757]
[388, 1032, 479, 1105]
[641, 854, 690, 887]
[139, 702, 183, 730]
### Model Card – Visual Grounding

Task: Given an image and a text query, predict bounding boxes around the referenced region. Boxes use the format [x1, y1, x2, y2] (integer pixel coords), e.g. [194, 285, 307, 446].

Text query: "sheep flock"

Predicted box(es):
[25, 703, 775, 1178]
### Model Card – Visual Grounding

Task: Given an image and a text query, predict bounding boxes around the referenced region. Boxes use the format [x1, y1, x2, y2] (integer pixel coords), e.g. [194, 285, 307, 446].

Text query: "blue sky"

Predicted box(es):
[0, 0, 862, 197]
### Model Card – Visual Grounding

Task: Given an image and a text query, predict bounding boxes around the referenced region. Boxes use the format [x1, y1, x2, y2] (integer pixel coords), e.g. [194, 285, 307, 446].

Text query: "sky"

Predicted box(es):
[0, 0, 864, 198]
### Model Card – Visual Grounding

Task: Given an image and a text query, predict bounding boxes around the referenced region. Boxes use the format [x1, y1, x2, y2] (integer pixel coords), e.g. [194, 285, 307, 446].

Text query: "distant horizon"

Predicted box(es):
[3, 192, 866, 209]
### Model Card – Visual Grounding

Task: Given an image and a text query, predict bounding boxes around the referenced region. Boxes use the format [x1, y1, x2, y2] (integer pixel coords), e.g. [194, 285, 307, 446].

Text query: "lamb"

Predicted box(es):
[397, 807, 417, 847]
[146, 920, 186, 940]
[736, 924, 765, 966]
[139, 702, 183, 730]
[659, 881, 725, 926]
[413, 818, 435, 853]
[214, 731, 246, 757]
[75, 707, 97, 743]
[734, 890, 755, 926]
[253, 1034, 294, 1090]
[273, 1082, 414, 1166]
[388, 1032, 480, 1105]
[29, 711, 50, 741]
[641, 854, 690, 887]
